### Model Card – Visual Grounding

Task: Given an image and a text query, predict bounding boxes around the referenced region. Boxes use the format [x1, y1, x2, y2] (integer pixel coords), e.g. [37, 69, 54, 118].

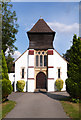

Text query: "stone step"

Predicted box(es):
[34, 89, 47, 93]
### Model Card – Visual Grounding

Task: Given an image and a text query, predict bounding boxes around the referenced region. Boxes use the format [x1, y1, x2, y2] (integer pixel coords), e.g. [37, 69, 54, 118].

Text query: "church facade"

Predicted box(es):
[14, 18, 68, 92]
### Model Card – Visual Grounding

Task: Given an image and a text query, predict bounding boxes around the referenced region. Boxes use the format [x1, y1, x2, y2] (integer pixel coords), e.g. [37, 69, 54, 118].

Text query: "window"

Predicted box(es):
[22, 68, 24, 78]
[58, 69, 60, 78]
[35, 51, 47, 67]
[40, 55, 42, 66]
[36, 55, 38, 66]
[44, 55, 47, 66]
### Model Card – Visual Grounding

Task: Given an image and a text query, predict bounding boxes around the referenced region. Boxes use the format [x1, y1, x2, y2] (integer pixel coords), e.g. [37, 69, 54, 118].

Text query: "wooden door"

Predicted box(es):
[36, 72, 47, 89]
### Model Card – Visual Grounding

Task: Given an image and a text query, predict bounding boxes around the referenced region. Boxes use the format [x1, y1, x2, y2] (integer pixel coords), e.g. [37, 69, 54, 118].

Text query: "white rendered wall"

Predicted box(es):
[28, 68, 34, 78]
[48, 52, 55, 92]
[53, 50, 67, 91]
[15, 50, 28, 92]
[48, 80, 54, 92]
[29, 55, 34, 66]
[47, 49, 68, 92]
[28, 53, 35, 92]
[8, 73, 15, 84]
[48, 55, 54, 67]
[27, 80, 35, 92]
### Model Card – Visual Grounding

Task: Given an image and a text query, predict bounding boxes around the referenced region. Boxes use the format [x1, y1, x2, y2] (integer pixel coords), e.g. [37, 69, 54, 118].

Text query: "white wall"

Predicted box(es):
[53, 50, 67, 91]
[29, 55, 34, 66]
[14, 49, 67, 92]
[47, 49, 68, 92]
[15, 50, 28, 92]
[48, 80, 54, 92]
[28, 68, 34, 78]
[28, 53, 35, 92]
[27, 80, 35, 92]
[8, 73, 15, 84]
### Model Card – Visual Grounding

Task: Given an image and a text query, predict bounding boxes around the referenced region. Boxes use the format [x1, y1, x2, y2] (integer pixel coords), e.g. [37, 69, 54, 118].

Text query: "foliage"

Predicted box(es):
[17, 80, 25, 92]
[65, 34, 81, 99]
[0, 51, 2, 80]
[55, 79, 64, 91]
[0, 50, 13, 101]
[71, 98, 80, 103]
[2, 78, 13, 100]
[2, 2, 19, 54]
[6, 55, 14, 73]
[2, 50, 9, 79]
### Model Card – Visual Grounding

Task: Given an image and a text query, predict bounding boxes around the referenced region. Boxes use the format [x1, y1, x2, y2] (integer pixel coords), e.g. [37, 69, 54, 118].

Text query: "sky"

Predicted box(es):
[9, 2, 79, 60]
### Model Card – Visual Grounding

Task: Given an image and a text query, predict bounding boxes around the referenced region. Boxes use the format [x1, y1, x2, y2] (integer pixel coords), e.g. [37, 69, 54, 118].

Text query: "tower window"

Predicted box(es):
[40, 55, 42, 66]
[58, 68, 60, 78]
[36, 55, 38, 66]
[35, 51, 47, 67]
[44, 55, 47, 66]
[22, 68, 24, 78]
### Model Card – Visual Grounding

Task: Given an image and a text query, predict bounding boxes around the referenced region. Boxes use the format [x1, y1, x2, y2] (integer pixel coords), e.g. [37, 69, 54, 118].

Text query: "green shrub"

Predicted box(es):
[2, 79, 13, 101]
[17, 80, 25, 92]
[71, 98, 80, 103]
[55, 79, 64, 91]
[66, 78, 81, 99]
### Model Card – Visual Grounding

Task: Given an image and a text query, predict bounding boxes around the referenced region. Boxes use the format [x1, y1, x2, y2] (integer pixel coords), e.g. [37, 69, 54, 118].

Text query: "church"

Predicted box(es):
[11, 18, 68, 92]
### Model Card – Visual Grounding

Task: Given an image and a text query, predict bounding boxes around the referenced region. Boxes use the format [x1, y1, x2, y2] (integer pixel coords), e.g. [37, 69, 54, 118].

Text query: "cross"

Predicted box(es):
[40, 16, 42, 19]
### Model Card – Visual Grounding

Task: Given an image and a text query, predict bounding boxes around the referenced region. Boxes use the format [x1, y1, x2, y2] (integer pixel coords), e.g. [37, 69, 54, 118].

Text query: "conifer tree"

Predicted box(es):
[65, 34, 81, 99]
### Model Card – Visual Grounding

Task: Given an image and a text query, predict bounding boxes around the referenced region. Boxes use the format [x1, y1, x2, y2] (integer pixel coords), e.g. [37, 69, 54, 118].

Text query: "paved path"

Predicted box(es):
[6, 92, 69, 118]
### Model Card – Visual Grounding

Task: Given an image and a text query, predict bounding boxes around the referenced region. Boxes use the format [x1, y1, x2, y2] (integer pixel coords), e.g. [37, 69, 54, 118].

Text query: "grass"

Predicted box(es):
[60, 97, 80, 120]
[0, 100, 16, 119]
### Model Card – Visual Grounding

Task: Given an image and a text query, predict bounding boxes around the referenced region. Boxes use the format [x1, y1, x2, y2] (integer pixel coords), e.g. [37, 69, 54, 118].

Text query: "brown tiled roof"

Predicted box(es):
[28, 19, 55, 33]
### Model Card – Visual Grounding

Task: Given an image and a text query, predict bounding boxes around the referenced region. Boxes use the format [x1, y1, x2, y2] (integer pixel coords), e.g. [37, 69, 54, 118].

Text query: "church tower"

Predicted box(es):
[27, 18, 56, 91]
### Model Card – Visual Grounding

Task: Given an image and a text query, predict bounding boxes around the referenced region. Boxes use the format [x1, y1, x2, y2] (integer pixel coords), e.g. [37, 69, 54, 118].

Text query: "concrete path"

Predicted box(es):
[6, 92, 69, 118]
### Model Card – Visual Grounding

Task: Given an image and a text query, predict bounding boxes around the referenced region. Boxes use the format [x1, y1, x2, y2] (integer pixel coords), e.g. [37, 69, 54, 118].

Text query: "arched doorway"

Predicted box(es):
[36, 72, 47, 89]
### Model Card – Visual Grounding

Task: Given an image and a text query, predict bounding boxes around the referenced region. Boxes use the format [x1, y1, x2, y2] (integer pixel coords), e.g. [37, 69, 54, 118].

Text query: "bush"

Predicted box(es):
[2, 79, 13, 101]
[71, 98, 80, 103]
[66, 78, 81, 99]
[17, 80, 25, 92]
[55, 79, 64, 91]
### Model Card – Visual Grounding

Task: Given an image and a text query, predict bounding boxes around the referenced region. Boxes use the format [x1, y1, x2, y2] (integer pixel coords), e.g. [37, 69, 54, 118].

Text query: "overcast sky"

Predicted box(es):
[10, 2, 79, 60]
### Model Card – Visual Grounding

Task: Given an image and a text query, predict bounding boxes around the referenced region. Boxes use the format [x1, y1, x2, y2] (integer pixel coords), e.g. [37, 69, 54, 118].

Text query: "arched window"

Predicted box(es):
[35, 51, 47, 67]
[36, 55, 38, 66]
[40, 55, 42, 66]
[44, 55, 47, 66]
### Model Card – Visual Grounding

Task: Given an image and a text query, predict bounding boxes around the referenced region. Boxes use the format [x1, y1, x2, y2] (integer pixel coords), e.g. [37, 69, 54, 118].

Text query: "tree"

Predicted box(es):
[65, 34, 81, 99]
[0, 50, 13, 101]
[6, 55, 14, 73]
[2, 2, 19, 55]
[2, 50, 9, 79]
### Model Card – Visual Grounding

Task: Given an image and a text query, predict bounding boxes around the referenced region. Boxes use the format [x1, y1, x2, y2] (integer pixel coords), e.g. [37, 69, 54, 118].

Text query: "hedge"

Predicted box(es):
[2, 79, 13, 101]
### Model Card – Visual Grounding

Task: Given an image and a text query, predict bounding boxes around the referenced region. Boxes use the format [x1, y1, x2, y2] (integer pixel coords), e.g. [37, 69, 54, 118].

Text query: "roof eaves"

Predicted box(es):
[14, 49, 28, 63]
[54, 49, 69, 64]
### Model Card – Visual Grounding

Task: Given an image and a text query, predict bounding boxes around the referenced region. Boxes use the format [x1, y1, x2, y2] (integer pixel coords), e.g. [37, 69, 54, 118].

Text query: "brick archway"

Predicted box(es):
[36, 72, 47, 89]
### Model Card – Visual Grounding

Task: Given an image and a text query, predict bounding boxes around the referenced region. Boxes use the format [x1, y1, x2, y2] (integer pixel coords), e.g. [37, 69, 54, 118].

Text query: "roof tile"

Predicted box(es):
[28, 19, 55, 33]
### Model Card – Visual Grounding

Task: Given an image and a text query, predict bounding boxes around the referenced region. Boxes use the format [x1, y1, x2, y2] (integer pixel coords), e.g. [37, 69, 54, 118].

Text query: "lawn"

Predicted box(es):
[0, 100, 16, 119]
[60, 97, 80, 120]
